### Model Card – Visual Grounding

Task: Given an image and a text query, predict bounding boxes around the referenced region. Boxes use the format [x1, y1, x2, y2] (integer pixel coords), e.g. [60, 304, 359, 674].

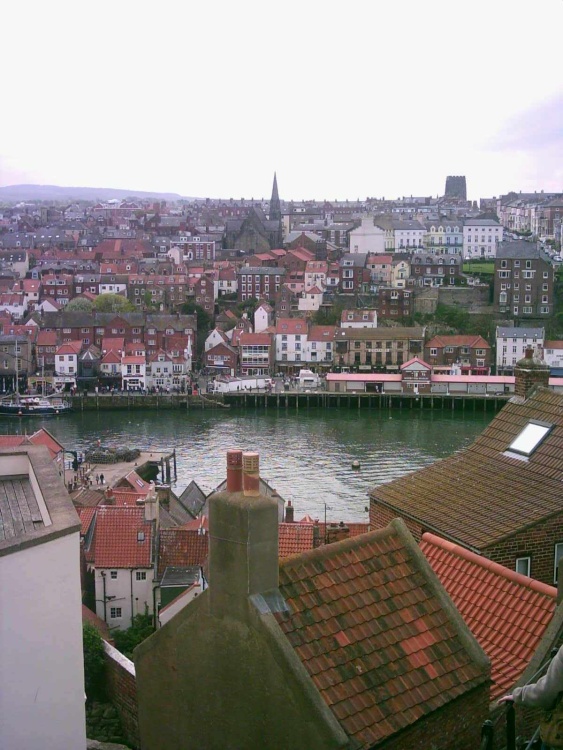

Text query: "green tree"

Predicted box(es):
[83, 622, 106, 703]
[93, 293, 135, 313]
[66, 297, 94, 312]
[113, 614, 155, 659]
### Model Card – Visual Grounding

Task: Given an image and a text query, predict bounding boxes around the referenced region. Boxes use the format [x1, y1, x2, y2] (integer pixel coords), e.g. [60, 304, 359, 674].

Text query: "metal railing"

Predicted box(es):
[479, 648, 558, 750]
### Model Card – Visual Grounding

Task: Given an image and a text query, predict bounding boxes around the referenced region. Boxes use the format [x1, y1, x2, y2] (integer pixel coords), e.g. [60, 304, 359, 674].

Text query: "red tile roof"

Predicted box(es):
[278, 523, 315, 557]
[94, 506, 153, 569]
[425, 334, 491, 349]
[275, 520, 489, 748]
[420, 532, 556, 699]
[158, 527, 209, 577]
[77, 507, 97, 536]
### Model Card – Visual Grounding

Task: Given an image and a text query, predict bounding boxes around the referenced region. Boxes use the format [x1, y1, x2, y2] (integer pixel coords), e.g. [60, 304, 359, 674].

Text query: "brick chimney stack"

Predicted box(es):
[285, 500, 294, 523]
[514, 347, 550, 400]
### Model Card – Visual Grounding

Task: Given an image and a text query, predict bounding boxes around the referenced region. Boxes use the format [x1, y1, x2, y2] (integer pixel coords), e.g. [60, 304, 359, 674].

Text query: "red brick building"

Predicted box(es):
[370, 381, 563, 587]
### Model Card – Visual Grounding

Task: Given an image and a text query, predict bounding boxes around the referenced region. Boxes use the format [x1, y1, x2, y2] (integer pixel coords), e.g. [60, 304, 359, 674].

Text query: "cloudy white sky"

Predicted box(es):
[0, 0, 561, 201]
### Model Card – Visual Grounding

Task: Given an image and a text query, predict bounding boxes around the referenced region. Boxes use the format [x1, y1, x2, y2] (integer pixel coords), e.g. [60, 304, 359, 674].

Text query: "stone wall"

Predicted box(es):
[103, 642, 139, 750]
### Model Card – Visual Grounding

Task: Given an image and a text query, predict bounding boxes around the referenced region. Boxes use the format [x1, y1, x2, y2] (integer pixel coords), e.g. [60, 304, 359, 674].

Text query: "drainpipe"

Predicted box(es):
[101, 571, 107, 622]
[130, 569, 134, 625]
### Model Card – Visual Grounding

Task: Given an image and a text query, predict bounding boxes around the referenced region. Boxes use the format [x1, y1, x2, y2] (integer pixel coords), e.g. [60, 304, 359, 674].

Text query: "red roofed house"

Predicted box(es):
[424, 334, 492, 375]
[307, 325, 336, 369]
[134, 451, 490, 750]
[54, 340, 82, 387]
[89, 499, 157, 630]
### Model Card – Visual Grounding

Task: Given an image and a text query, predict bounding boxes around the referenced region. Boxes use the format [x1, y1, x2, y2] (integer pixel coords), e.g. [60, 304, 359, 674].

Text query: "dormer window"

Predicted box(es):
[507, 420, 552, 457]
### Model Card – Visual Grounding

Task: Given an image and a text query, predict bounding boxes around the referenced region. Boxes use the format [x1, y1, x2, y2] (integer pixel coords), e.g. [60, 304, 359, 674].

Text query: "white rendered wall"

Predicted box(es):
[0, 533, 86, 750]
[349, 218, 386, 254]
[95, 567, 154, 630]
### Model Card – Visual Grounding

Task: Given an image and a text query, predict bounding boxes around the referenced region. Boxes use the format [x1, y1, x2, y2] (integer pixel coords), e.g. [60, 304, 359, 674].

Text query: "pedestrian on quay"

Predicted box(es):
[95, 474, 99, 485]
[100, 473, 105, 485]
[499, 643, 563, 748]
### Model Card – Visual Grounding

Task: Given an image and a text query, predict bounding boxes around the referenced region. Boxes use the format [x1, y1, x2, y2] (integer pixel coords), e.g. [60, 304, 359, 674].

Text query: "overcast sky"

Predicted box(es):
[1, 0, 561, 202]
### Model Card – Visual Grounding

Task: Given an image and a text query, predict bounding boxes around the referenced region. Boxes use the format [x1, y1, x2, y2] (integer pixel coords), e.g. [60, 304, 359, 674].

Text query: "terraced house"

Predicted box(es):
[334, 326, 425, 371]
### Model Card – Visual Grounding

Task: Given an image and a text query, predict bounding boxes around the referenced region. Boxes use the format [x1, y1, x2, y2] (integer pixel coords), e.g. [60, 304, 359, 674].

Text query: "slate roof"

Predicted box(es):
[177, 480, 206, 519]
[0, 475, 44, 541]
[371, 388, 563, 550]
[275, 519, 489, 749]
[420, 532, 557, 700]
[93, 506, 153, 568]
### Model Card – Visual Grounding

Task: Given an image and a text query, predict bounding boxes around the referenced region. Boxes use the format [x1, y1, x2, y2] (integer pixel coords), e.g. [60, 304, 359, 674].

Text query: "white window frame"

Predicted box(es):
[555, 543, 563, 584]
[515, 556, 531, 577]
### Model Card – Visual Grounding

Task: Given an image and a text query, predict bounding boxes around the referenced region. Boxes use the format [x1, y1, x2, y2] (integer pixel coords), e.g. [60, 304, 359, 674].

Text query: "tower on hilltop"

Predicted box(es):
[269, 172, 281, 222]
[444, 175, 467, 201]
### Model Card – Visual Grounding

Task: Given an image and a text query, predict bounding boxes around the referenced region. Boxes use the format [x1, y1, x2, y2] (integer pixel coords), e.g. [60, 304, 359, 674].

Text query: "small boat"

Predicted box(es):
[0, 393, 72, 416]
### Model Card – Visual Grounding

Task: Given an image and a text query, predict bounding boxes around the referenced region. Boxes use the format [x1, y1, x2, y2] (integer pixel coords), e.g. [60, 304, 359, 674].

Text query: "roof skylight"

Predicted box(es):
[507, 420, 552, 457]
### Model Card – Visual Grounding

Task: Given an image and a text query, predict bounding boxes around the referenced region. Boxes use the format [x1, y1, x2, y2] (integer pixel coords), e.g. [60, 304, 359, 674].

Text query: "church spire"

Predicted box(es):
[269, 172, 281, 222]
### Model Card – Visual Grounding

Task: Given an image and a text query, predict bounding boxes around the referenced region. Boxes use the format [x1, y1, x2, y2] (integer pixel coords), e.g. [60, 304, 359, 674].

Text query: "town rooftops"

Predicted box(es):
[371, 387, 563, 550]
[275, 518, 489, 749]
[420, 532, 557, 700]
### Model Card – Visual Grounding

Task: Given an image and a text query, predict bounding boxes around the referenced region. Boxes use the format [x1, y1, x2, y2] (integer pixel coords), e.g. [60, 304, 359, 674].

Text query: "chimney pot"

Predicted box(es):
[285, 500, 294, 523]
[242, 452, 260, 496]
[226, 449, 243, 492]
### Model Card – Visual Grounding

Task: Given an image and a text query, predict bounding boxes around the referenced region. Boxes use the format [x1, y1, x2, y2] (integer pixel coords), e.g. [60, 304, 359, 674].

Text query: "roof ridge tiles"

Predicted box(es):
[421, 532, 557, 599]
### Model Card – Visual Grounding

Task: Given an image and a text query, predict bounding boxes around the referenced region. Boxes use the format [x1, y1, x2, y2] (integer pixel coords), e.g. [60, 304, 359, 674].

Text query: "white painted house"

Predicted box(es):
[254, 302, 274, 333]
[54, 340, 82, 388]
[0, 446, 86, 750]
[495, 326, 545, 373]
[121, 355, 147, 391]
[298, 286, 323, 313]
[275, 317, 309, 368]
[90, 498, 157, 630]
[349, 216, 386, 254]
[463, 218, 503, 259]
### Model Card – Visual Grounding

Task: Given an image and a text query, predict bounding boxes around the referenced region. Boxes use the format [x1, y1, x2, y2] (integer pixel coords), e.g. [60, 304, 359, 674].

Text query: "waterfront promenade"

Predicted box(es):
[68, 389, 510, 413]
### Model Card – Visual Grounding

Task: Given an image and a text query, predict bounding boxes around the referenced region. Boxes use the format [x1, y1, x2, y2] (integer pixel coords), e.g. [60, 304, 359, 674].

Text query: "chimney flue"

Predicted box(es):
[226, 449, 243, 492]
[242, 452, 260, 496]
[285, 500, 294, 523]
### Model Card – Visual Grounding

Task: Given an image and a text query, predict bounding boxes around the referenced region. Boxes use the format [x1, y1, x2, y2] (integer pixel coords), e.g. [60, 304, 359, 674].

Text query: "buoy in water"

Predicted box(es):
[351, 460, 361, 470]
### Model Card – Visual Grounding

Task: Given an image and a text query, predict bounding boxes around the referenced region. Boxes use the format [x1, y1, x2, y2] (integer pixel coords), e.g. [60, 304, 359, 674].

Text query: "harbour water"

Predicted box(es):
[5, 407, 494, 522]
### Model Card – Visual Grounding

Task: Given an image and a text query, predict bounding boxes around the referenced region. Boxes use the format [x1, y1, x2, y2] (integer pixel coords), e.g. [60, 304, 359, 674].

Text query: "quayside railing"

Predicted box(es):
[479, 648, 558, 750]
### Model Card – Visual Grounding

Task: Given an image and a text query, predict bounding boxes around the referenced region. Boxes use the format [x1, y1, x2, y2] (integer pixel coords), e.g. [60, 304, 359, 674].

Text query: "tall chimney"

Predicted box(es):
[209, 451, 278, 620]
[226, 449, 243, 492]
[514, 346, 550, 400]
[242, 452, 260, 496]
[285, 500, 294, 523]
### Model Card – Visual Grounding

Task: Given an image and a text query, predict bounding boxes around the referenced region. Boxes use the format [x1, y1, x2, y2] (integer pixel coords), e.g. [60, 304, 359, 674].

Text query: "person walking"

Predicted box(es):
[99, 473, 105, 485]
[95, 474, 99, 485]
[499, 644, 563, 749]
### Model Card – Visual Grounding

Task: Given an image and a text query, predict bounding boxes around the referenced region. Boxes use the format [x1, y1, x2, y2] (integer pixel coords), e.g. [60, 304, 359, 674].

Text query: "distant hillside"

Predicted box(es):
[0, 184, 191, 203]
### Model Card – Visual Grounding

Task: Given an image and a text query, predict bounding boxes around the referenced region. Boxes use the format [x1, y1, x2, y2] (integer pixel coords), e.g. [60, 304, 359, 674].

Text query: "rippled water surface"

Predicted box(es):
[6, 407, 494, 521]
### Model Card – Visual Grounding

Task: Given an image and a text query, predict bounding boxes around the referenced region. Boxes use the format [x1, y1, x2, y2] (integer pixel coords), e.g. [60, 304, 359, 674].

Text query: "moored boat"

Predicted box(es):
[0, 393, 72, 416]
